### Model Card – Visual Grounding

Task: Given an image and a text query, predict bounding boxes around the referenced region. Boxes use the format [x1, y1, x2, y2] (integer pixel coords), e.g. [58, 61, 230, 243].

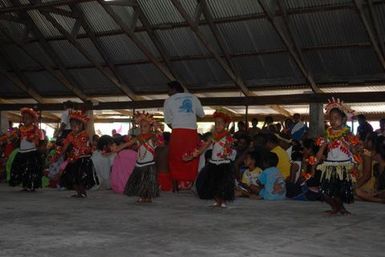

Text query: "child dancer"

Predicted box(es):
[184, 109, 235, 208]
[315, 98, 361, 215]
[124, 112, 161, 203]
[9, 108, 42, 191]
[60, 111, 96, 198]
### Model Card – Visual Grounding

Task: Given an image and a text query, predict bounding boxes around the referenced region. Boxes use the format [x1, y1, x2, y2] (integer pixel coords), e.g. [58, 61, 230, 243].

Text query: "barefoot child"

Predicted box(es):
[9, 108, 42, 192]
[315, 98, 360, 215]
[60, 111, 96, 198]
[124, 112, 161, 203]
[184, 109, 235, 208]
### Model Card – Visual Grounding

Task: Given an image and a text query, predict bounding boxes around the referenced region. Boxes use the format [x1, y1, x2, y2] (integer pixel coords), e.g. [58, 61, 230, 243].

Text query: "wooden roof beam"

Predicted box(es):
[353, 0, 385, 71]
[257, 0, 322, 94]
[11, 0, 88, 102]
[40, 10, 138, 100]
[0, 51, 44, 103]
[132, 0, 188, 90]
[170, 0, 251, 97]
[98, 0, 176, 82]
[69, 4, 141, 100]
[3, 92, 385, 111]
[0, 0, 95, 13]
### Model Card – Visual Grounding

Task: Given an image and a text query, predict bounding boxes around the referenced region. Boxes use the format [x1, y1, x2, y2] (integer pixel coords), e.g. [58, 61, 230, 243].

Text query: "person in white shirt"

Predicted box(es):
[56, 101, 73, 145]
[163, 81, 205, 191]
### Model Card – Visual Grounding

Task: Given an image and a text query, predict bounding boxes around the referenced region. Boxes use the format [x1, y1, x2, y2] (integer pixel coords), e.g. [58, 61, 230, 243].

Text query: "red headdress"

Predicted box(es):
[325, 97, 355, 120]
[69, 111, 89, 123]
[213, 108, 232, 124]
[20, 107, 39, 121]
[134, 111, 155, 125]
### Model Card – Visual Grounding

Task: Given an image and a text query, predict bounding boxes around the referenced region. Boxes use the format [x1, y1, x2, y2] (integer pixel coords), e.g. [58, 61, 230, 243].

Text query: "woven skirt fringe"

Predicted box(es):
[124, 164, 159, 198]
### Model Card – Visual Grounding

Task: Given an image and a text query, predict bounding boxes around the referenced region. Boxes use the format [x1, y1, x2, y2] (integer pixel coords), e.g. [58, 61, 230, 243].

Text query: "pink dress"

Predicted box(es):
[111, 149, 137, 193]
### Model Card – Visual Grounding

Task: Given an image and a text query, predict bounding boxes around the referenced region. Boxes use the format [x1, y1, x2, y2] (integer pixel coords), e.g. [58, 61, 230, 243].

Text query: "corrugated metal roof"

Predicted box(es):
[158, 27, 210, 56]
[69, 68, 121, 94]
[304, 48, 385, 83]
[1, 44, 39, 69]
[23, 42, 55, 67]
[289, 9, 367, 48]
[283, 0, 352, 10]
[117, 64, 169, 92]
[49, 40, 90, 66]
[170, 59, 232, 88]
[78, 1, 121, 32]
[0, 74, 28, 97]
[138, 0, 185, 25]
[233, 54, 306, 86]
[208, 0, 263, 18]
[24, 71, 72, 96]
[98, 34, 146, 62]
[217, 20, 285, 52]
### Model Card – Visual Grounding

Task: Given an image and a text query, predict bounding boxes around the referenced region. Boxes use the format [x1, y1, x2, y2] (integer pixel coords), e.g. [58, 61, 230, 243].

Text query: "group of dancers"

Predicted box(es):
[0, 89, 375, 215]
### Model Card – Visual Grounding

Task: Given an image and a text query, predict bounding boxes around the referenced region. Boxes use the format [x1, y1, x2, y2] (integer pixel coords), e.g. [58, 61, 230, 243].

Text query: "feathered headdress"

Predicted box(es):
[213, 108, 232, 124]
[20, 107, 39, 121]
[134, 111, 154, 125]
[69, 111, 89, 123]
[325, 97, 355, 119]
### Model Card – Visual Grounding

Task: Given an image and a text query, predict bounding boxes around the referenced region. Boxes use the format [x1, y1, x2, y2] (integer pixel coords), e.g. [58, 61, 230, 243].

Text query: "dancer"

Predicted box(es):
[315, 98, 361, 215]
[60, 111, 96, 198]
[184, 109, 235, 208]
[9, 108, 42, 192]
[124, 112, 161, 203]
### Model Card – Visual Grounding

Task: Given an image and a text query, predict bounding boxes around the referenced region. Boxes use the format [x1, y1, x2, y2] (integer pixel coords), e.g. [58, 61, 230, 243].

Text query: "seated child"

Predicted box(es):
[91, 135, 116, 190]
[257, 151, 286, 201]
[235, 150, 262, 199]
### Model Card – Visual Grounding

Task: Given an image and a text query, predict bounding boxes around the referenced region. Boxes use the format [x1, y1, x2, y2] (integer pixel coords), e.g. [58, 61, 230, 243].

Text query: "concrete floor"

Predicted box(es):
[0, 184, 384, 257]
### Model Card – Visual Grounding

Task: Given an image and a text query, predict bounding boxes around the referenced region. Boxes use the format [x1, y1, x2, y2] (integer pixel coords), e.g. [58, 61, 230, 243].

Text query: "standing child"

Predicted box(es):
[60, 111, 96, 198]
[9, 108, 42, 192]
[184, 109, 235, 208]
[315, 98, 360, 215]
[124, 112, 161, 203]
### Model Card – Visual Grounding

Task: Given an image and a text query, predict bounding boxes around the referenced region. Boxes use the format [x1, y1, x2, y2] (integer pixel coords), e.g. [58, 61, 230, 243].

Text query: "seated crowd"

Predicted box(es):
[0, 106, 385, 211]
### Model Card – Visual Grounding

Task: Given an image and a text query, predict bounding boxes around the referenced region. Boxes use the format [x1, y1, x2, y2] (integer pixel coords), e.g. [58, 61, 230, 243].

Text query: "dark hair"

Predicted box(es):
[380, 118, 385, 123]
[252, 118, 258, 123]
[96, 135, 114, 151]
[265, 116, 273, 124]
[168, 81, 184, 93]
[69, 118, 85, 130]
[202, 132, 212, 141]
[263, 133, 279, 145]
[246, 150, 260, 164]
[63, 100, 73, 109]
[302, 138, 319, 155]
[262, 151, 279, 169]
[330, 108, 346, 119]
[291, 150, 303, 162]
[163, 132, 171, 144]
[357, 114, 366, 121]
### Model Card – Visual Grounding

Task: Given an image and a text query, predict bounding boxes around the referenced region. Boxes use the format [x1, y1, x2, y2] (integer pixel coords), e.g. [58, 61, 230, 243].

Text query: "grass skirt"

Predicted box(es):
[318, 161, 354, 203]
[61, 157, 98, 190]
[207, 162, 235, 201]
[9, 151, 42, 190]
[124, 164, 159, 198]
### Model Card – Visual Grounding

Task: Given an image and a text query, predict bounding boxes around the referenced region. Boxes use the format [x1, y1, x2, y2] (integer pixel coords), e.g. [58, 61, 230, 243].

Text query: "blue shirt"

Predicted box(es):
[258, 167, 286, 200]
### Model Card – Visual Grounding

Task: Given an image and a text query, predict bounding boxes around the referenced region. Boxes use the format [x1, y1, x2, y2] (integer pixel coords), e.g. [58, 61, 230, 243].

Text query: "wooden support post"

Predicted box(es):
[0, 111, 9, 133]
[309, 103, 324, 138]
[86, 109, 95, 137]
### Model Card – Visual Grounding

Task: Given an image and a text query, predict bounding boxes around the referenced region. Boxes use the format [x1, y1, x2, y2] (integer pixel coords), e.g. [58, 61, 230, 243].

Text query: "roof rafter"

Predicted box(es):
[10, 0, 89, 102]
[21, 1, 385, 43]
[98, 0, 177, 82]
[69, 3, 141, 100]
[132, 0, 187, 90]
[366, 0, 385, 57]
[0, 0, 95, 13]
[10, 41, 378, 73]
[257, 0, 322, 94]
[199, 0, 290, 116]
[354, 0, 385, 72]
[40, 9, 138, 100]
[170, 0, 251, 97]
[0, 51, 44, 103]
